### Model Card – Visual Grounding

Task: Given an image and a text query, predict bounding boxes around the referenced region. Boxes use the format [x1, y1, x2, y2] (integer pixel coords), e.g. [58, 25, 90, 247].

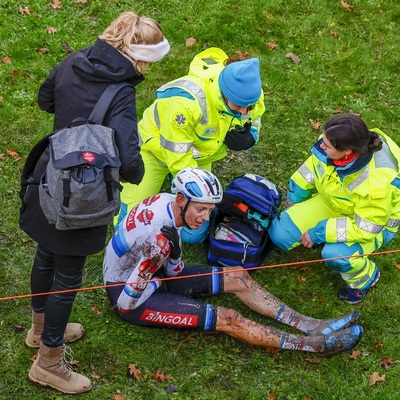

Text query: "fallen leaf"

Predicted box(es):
[373, 343, 384, 350]
[91, 305, 103, 315]
[369, 371, 385, 386]
[7, 149, 22, 160]
[333, 107, 343, 114]
[91, 372, 101, 379]
[234, 50, 250, 59]
[340, 0, 353, 12]
[296, 275, 307, 282]
[70, 359, 80, 365]
[0, 154, 4, 160]
[186, 37, 197, 47]
[267, 41, 278, 50]
[395, 263, 400, 270]
[62, 42, 73, 54]
[2, 56, 12, 63]
[114, 395, 125, 400]
[267, 393, 277, 400]
[308, 119, 321, 131]
[298, 266, 308, 272]
[380, 358, 394, 370]
[49, 0, 62, 9]
[305, 357, 321, 364]
[302, 396, 311, 400]
[46, 26, 58, 34]
[38, 48, 50, 54]
[330, 30, 339, 37]
[152, 369, 173, 382]
[76, 0, 87, 2]
[349, 349, 361, 360]
[0, 96, 3, 103]
[285, 52, 301, 64]
[128, 363, 142, 381]
[19, 5, 30, 15]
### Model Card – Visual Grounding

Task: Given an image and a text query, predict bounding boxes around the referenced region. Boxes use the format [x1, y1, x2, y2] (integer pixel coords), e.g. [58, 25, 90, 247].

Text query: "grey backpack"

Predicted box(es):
[21, 83, 129, 230]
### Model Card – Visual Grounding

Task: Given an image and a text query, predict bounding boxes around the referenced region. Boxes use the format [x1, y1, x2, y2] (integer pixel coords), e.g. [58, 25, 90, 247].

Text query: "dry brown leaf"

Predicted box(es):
[340, 0, 352, 12]
[234, 50, 250, 60]
[185, 37, 197, 47]
[76, 0, 87, 3]
[114, 395, 125, 400]
[7, 149, 22, 160]
[49, 0, 62, 9]
[46, 26, 58, 34]
[267, 393, 277, 400]
[373, 343, 384, 350]
[309, 118, 321, 131]
[2, 56, 12, 63]
[0, 154, 4, 160]
[333, 107, 343, 114]
[296, 275, 307, 282]
[38, 48, 50, 54]
[267, 41, 278, 50]
[369, 371, 385, 386]
[380, 357, 394, 370]
[91, 305, 103, 315]
[305, 357, 321, 364]
[0, 96, 3, 103]
[302, 396, 311, 400]
[91, 372, 101, 379]
[19, 5, 30, 15]
[349, 349, 361, 360]
[330, 30, 339, 37]
[395, 263, 400, 270]
[298, 266, 308, 272]
[128, 363, 142, 381]
[70, 359, 80, 365]
[152, 369, 173, 382]
[285, 52, 301, 64]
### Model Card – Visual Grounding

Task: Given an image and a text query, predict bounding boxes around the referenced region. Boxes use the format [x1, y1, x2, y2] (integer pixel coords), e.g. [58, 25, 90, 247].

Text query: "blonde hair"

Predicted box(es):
[99, 11, 165, 73]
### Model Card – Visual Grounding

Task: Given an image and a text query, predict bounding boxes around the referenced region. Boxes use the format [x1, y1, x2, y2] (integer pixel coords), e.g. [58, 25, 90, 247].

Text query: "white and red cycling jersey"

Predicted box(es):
[103, 193, 184, 311]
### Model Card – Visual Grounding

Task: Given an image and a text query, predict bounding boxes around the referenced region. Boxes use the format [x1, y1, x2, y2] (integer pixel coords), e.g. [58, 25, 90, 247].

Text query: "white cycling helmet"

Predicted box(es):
[171, 167, 223, 204]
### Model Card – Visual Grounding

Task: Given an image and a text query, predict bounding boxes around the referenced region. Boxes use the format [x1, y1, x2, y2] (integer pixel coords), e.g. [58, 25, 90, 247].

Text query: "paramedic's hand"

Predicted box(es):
[224, 122, 255, 151]
[300, 231, 314, 248]
[161, 225, 182, 260]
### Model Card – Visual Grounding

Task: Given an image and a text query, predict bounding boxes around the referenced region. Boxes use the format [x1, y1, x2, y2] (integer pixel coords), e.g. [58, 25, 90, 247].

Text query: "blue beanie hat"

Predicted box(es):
[218, 58, 262, 107]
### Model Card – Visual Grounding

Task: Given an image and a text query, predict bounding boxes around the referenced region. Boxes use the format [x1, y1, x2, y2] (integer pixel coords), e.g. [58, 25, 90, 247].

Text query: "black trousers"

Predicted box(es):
[30, 244, 86, 347]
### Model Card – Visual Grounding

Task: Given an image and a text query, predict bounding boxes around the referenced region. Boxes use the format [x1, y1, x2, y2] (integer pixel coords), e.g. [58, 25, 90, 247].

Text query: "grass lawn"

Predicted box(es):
[0, 0, 399, 399]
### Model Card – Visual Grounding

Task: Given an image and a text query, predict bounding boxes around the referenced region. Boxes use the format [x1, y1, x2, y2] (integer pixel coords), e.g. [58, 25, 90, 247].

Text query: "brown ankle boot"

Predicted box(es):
[28, 341, 92, 394]
[25, 311, 84, 348]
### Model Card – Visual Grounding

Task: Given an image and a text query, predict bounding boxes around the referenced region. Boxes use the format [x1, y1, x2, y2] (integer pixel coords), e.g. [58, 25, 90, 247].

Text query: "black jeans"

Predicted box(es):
[31, 244, 86, 347]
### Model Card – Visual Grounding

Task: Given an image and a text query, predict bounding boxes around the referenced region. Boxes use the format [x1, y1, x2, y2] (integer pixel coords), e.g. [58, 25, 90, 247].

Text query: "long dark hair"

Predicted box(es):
[323, 113, 382, 154]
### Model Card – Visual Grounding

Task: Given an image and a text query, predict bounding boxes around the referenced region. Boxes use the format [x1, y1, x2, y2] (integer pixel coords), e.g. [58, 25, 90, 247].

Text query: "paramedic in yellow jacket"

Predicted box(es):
[117, 48, 266, 241]
[269, 113, 400, 304]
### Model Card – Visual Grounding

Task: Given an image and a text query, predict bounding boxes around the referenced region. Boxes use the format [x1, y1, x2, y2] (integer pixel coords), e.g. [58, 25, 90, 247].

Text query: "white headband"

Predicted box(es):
[125, 38, 170, 62]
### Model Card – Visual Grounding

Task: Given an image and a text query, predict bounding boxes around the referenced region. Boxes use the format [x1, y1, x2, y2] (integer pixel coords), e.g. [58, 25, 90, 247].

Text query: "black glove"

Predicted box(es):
[224, 121, 255, 151]
[161, 225, 182, 260]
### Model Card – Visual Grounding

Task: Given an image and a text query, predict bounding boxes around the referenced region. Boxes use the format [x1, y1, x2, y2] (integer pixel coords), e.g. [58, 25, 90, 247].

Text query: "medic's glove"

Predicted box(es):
[224, 121, 255, 151]
[161, 225, 182, 260]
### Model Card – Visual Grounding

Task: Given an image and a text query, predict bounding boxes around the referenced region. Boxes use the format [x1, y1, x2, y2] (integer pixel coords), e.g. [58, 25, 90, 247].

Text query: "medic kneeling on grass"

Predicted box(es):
[103, 167, 364, 356]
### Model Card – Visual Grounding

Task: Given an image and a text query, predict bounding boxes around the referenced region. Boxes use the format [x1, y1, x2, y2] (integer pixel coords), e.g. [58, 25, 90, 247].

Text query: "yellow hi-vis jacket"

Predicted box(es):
[139, 48, 266, 176]
[288, 129, 400, 244]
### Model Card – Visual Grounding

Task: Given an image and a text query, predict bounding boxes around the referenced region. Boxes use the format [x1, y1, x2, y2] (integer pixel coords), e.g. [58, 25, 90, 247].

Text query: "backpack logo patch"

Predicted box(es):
[82, 151, 95, 163]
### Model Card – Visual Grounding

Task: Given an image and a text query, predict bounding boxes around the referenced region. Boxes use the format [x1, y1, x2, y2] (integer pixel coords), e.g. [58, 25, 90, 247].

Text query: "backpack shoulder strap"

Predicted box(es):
[89, 82, 132, 125]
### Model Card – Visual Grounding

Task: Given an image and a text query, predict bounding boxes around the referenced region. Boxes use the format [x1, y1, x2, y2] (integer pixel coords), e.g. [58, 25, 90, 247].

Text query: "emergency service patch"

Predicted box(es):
[173, 113, 188, 128]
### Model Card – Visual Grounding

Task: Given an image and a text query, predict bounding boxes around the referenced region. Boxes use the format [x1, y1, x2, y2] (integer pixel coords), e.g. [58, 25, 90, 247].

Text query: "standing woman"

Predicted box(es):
[269, 113, 400, 304]
[19, 11, 170, 394]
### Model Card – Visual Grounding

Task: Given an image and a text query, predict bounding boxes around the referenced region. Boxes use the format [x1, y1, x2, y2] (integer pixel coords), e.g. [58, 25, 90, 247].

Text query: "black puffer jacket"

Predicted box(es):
[19, 39, 145, 256]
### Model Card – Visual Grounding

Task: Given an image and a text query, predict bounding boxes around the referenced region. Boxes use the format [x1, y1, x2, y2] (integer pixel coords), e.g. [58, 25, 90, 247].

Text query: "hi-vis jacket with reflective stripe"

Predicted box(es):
[139, 48, 266, 176]
[287, 129, 400, 244]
